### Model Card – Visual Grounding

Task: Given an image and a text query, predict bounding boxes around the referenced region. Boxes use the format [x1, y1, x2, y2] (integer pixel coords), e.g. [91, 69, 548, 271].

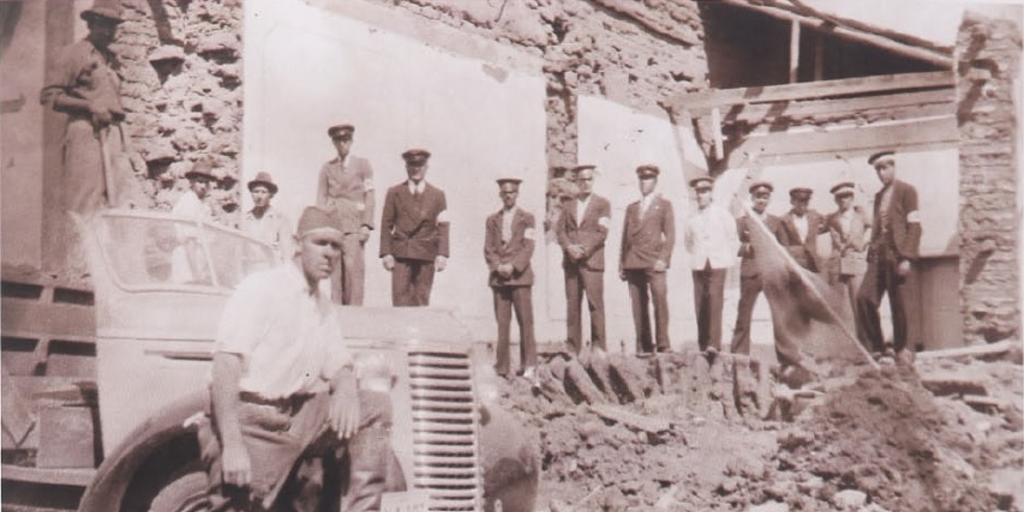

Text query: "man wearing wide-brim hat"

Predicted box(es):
[170, 160, 217, 283]
[243, 172, 294, 264]
[40, 0, 127, 216]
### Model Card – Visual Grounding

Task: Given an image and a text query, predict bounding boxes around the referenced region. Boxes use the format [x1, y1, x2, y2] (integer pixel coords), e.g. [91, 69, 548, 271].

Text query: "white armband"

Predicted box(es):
[437, 209, 449, 224]
[598, 216, 610, 229]
[907, 210, 921, 224]
[524, 228, 536, 240]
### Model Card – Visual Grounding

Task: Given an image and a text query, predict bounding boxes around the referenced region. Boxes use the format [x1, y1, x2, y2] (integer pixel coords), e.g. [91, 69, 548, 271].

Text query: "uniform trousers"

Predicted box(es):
[564, 265, 606, 352]
[730, 274, 763, 355]
[200, 389, 403, 512]
[391, 258, 435, 307]
[492, 285, 537, 376]
[692, 262, 726, 352]
[331, 232, 366, 305]
[856, 248, 909, 353]
[624, 269, 670, 353]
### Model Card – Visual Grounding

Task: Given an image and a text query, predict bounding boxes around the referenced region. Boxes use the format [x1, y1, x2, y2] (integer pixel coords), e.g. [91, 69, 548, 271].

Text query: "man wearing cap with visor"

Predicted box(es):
[202, 206, 403, 511]
[317, 124, 376, 305]
[485, 178, 538, 378]
[380, 149, 450, 307]
[243, 172, 293, 264]
[777, 187, 825, 273]
[620, 165, 675, 355]
[825, 181, 872, 348]
[41, 0, 126, 215]
[683, 176, 739, 358]
[730, 181, 782, 355]
[856, 150, 921, 363]
[556, 164, 611, 353]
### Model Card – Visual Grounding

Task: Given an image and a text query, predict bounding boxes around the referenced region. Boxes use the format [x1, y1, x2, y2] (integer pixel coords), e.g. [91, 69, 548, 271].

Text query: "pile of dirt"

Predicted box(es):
[496, 349, 1023, 512]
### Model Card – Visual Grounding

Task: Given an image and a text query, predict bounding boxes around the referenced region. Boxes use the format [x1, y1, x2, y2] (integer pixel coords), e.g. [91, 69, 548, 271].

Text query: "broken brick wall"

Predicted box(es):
[114, 0, 244, 222]
[361, 0, 708, 171]
[956, 10, 1022, 344]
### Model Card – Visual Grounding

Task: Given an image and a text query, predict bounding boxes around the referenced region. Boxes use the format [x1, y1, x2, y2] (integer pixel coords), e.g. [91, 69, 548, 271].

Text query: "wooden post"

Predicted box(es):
[789, 19, 800, 83]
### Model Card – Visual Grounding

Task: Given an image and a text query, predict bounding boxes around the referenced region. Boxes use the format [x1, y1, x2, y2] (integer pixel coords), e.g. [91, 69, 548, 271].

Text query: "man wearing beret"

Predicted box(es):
[620, 165, 675, 355]
[380, 149, 450, 307]
[825, 181, 872, 348]
[243, 172, 294, 264]
[202, 206, 402, 511]
[40, 0, 127, 216]
[856, 150, 921, 363]
[556, 165, 611, 353]
[683, 176, 739, 357]
[317, 124, 375, 305]
[485, 178, 538, 378]
[777, 187, 825, 273]
[730, 181, 783, 355]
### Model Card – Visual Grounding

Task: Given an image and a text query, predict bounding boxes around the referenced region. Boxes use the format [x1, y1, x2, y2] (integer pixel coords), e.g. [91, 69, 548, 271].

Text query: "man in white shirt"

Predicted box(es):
[170, 160, 217, 283]
[683, 176, 739, 357]
[243, 172, 293, 264]
[202, 206, 402, 511]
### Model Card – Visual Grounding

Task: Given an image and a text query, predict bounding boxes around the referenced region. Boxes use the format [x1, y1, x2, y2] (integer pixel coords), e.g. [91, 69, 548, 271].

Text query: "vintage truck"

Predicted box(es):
[1, 210, 538, 512]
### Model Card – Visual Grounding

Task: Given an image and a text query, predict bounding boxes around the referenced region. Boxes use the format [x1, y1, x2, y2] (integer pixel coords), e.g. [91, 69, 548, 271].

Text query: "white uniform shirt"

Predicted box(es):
[215, 262, 352, 399]
[684, 202, 739, 270]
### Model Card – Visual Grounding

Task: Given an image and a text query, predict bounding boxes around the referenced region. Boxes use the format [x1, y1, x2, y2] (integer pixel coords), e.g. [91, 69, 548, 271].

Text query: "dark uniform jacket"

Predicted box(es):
[736, 213, 783, 277]
[379, 181, 449, 261]
[484, 208, 535, 287]
[777, 210, 825, 272]
[620, 195, 675, 270]
[316, 155, 375, 234]
[870, 180, 921, 262]
[556, 194, 611, 271]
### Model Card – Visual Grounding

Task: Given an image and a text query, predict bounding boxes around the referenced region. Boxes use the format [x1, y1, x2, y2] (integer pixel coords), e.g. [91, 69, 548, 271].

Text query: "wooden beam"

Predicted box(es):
[789, 20, 800, 84]
[717, 88, 955, 126]
[665, 70, 954, 112]
[722, 116, 958, 168]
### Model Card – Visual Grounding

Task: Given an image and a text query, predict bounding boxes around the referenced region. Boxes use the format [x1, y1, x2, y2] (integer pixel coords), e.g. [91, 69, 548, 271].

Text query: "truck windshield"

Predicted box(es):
[93, 211, 277, 292]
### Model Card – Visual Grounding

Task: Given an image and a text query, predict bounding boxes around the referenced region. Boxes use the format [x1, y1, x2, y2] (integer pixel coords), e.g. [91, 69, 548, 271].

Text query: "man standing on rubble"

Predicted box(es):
[40, 0, 126, 215]
[620, 165, 675, 356]
[683, 176, 738, 358]
[730, 181, 782, 356]
[856, 150, 921, 364]
[202, 206, 402, 511]
[317, 124, 375, 305]
[556, 164, 611, 353]
[777, 188, 825, 273]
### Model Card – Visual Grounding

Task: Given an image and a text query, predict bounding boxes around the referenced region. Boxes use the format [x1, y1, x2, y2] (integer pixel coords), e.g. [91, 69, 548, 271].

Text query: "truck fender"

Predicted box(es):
[77, 390, 210, 512]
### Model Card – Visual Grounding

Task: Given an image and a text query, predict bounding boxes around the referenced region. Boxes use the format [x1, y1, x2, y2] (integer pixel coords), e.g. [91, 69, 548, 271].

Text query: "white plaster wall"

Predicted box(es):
[243, 0, 547, 331]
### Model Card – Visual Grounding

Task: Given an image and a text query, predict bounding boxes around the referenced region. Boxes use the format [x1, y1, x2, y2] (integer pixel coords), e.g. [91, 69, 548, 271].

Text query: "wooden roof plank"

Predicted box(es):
[665, 70, 954, 112]
[712, 88, 956, 123]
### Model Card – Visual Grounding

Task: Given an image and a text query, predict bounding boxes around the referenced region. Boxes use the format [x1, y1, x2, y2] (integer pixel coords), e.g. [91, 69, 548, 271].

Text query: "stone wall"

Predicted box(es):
[363, 0, 708, 170]
[111, 0, 243, 224]
[956, 11, 1022, 343]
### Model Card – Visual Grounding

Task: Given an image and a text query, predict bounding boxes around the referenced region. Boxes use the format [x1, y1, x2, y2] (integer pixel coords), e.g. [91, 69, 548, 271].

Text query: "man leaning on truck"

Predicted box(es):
[200, 206, 403, 511]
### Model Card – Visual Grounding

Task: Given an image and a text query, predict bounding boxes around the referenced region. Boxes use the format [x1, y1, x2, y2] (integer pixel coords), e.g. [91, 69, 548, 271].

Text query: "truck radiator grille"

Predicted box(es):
[407, 351, 484, 512]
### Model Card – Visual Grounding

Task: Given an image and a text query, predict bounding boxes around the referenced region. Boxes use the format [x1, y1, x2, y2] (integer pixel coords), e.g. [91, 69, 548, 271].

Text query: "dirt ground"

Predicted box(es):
[496, 345, 1024, 512]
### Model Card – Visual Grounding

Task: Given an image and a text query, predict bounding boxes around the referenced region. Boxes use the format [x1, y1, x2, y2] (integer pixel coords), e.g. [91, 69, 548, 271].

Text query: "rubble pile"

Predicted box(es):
[497, 348, 1024, 512]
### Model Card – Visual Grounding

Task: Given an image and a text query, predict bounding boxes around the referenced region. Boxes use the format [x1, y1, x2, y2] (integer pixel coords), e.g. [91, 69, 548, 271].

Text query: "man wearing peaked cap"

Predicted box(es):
[730, 180, 783, 356]
[556, 164, 611, 353]
[201, 205, 404, 511]
[620, 165, 675, 355]
[777, 187, 825, 273]
[485, 178, 538, 378]
[683, 174, 738, 359]
[40, 0, 126, 216]
[856, 150, 921, 365]
[380, 148, 449, 306]
[317, 123, 375, 305]
[244, 172, 294, 264]
[825, 181, 872, 349]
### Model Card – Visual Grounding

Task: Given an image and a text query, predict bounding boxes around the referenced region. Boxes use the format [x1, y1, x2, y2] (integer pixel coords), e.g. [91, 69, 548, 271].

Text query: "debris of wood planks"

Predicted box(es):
[962, 395, 1003, 412]
[589, 403, 671, 433]
[916, 340, 1016, 360]
[920, 375, 989, 397]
